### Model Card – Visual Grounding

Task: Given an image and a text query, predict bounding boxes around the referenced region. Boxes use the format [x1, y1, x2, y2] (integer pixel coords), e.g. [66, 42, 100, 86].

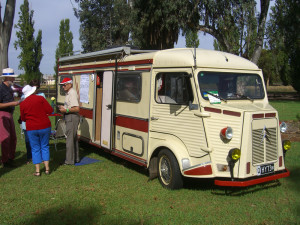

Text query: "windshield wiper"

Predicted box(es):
[206, 91, 227, 103]
[234, 93, 254, 102]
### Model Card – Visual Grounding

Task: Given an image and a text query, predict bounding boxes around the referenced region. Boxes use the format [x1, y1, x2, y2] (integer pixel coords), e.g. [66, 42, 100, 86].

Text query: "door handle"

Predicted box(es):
[106, 104, 112, 109]
[151, 117, 159, 121]
[194, 112, 211, 117]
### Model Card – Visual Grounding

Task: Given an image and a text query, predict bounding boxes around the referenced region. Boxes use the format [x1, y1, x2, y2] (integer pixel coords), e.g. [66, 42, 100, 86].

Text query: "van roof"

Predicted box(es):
[59, 46, 259, 71]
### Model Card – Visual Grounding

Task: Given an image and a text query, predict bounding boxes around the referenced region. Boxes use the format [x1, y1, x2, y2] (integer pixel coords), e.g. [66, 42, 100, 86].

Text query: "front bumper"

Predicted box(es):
[214, 169, 290, 187]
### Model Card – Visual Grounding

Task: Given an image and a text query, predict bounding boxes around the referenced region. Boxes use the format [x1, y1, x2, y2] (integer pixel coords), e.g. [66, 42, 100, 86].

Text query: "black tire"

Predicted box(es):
[157, 149, 183, 190]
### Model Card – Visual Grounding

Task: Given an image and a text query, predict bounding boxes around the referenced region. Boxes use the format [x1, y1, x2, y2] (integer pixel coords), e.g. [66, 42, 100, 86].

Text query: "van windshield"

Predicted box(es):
[198, 72, 265, 101]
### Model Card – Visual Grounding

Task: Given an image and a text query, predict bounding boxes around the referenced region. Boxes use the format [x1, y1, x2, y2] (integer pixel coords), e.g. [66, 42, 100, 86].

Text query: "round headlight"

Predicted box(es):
[283, 140, 291, 151]
[221, 127, 233, 140]
[280, 122, 287, 133]
[231, 148, 241, 161]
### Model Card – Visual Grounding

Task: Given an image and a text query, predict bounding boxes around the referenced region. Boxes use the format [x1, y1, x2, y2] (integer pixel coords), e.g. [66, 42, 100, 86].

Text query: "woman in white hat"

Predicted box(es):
[20, 84, 53, 176]
[0, 68, 19, 167]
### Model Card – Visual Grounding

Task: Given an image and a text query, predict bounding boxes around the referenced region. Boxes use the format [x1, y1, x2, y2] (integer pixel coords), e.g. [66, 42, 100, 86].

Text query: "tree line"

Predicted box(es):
[0, 0, 299, 92]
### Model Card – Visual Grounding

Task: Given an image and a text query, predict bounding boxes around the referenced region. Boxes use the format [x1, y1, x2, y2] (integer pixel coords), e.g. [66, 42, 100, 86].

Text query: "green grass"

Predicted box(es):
[0, 104, 299, 224]
[270, 100, 300, 121]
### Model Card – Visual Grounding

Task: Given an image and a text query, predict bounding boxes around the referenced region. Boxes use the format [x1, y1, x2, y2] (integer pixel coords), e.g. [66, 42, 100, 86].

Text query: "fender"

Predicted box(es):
[148, 132, 191, 173]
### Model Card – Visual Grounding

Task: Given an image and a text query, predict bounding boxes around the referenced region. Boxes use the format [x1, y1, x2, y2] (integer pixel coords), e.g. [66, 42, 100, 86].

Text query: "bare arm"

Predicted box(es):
[58, 106, 80, 114]
[0, 101, 19, 109]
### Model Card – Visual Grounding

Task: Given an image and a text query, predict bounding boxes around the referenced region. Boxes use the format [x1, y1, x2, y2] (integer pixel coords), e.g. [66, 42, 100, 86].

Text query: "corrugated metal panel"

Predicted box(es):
[206, 116, 242, 164]
[150, 104, 207, 157]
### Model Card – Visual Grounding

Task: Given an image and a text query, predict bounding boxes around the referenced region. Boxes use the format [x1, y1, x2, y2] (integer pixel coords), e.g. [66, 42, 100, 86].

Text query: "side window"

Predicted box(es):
[156, 73, 193, 105]
[116, 74, 141, 102]
[59, 75, 72, 96]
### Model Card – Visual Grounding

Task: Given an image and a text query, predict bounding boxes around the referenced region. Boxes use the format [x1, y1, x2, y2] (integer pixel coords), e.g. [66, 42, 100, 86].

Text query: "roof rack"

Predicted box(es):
[59, 46, 155, 63]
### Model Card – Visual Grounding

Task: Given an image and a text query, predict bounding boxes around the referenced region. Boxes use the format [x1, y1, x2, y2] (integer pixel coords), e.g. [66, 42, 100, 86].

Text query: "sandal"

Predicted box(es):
[33, 172, 41, 176]
[45, 170, 50, 175]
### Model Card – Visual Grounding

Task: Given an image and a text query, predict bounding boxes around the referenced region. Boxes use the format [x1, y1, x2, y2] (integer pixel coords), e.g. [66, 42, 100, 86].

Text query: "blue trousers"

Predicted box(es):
[27, 127, 51, 164]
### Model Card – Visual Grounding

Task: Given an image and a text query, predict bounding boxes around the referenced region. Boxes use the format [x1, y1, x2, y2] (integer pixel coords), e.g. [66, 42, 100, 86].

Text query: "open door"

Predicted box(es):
[100, 71, 114, 149]
[95, 73, 103, 143]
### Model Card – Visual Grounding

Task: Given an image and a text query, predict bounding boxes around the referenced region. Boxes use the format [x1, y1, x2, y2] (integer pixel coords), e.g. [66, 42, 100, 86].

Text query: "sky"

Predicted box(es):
[2, 0, 214, 76]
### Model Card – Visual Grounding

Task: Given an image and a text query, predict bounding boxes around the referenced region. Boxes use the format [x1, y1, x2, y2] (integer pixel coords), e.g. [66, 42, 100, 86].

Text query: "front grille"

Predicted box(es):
[252, 127, 277, 165]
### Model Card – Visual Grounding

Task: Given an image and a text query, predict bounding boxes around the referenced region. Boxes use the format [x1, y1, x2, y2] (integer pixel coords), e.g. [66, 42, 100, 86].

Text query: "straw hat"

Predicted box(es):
[1, 68, 18, 77]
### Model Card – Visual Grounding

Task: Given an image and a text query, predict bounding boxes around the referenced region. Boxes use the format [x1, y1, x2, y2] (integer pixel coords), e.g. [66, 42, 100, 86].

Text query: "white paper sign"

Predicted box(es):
[80, 74, 90, 103]
[204, 91, 221, 104]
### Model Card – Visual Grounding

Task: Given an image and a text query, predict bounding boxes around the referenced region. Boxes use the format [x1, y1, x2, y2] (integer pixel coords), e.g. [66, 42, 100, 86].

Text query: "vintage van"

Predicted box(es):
[57, 46, 291, 189]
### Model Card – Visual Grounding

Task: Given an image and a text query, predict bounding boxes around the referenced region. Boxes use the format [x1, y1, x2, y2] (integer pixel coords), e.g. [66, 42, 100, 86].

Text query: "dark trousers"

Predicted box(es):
[24, 130, 32, 160]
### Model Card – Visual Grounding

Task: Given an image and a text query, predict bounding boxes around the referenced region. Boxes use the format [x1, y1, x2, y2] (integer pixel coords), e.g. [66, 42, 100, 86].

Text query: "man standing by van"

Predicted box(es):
[58, 77, 80, 165]
[0, 68, 20, 167]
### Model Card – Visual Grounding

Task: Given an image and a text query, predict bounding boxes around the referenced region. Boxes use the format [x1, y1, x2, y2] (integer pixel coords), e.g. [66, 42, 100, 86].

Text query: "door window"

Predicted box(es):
[116, 74, 141, 102]
[155, 73, 193, 105]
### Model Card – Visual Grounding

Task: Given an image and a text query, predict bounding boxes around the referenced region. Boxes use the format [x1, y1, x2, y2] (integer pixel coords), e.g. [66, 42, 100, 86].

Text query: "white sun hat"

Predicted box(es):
[22, 85, 37, 99]
[1, 68, 19, 77]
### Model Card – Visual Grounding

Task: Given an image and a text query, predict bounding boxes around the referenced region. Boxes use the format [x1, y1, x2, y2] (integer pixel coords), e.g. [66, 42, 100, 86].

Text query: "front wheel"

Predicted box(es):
[158, 149, 183, 189]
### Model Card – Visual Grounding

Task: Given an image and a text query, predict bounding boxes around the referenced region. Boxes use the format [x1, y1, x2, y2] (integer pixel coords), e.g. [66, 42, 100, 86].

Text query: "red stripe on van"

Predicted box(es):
[115, 116, 149, 133]
[252, 114, 264, 119]
[79, 108, 93, 119]
[223, 110, 241, 117]
[59, 59, 153, 71]
[183, 165, 213, 176]
[265, 113, 276, 118]
[204, 107, 221, 114]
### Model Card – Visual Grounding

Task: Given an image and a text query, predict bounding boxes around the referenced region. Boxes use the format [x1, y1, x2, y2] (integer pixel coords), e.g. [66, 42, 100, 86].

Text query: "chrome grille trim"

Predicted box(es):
[252, 127, 277, 165]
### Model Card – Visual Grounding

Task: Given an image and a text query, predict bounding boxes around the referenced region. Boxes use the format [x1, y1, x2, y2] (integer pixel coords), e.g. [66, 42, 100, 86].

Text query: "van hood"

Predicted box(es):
[207, 102, 276, 112]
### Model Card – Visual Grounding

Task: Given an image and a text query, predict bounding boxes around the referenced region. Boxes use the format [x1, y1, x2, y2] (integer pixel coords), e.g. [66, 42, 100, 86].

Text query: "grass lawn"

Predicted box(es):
[0, 103, 299, 225]
[269, 100, 300, 121]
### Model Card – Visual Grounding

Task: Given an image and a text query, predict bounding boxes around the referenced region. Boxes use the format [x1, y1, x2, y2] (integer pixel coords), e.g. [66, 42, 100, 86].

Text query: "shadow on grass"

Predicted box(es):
[286, 167, 300, 221]
[77, 141, 148, 176]
[0, 151, 28, 177]
[182, 176, 283, 196]
[22, 204, 141, 225]
[73, 141, 296, 197]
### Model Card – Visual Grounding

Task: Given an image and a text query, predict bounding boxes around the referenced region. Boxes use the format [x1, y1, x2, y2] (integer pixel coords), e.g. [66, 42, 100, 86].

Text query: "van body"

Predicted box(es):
[57, 46, 290, 189]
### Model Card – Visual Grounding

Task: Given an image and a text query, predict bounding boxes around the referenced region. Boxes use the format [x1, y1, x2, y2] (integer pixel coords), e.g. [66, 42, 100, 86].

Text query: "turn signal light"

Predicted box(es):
[221, 127, 233, 140]
[283, 140, 291, 151]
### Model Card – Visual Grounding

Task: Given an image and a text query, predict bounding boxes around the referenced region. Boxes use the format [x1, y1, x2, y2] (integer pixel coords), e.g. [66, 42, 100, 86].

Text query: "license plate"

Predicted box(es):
[257, 164, 274, 176]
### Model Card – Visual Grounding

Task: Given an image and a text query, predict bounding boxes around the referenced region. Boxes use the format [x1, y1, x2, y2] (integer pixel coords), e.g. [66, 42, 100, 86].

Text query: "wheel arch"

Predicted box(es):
[148, 133, 190, 173]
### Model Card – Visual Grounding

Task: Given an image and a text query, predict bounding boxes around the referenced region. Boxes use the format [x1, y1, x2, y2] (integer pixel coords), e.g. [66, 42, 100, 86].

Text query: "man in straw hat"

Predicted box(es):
[58, 77, 80, 165]
[0, 68, 20, 167]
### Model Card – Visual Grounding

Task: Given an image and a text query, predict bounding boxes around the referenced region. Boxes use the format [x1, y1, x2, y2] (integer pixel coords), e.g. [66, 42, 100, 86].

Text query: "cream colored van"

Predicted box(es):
[57, 46, 291, 189]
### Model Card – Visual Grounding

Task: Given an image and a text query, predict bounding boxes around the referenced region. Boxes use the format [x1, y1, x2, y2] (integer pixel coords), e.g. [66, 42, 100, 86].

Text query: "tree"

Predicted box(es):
[257, 49, 281, 87]
[73, 0, 130, 52]
[130, 0, 191, 50]
[14, 0, 43, 83]
[190, 0, 270, 64]
[0, 0, 16, 74]
[185, 30, 200, 48]
[265, 4, 291, 86]
[54, 19, 73, 75]
[270, 0, 300, 92]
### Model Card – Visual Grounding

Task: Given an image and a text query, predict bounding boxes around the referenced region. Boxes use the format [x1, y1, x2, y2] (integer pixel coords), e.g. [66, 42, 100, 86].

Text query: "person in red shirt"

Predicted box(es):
[20, 85, 53, 176]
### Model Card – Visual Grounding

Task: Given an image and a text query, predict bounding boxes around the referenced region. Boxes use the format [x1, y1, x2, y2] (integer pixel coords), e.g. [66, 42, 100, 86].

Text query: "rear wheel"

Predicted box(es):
[158, 149, 183, 189]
